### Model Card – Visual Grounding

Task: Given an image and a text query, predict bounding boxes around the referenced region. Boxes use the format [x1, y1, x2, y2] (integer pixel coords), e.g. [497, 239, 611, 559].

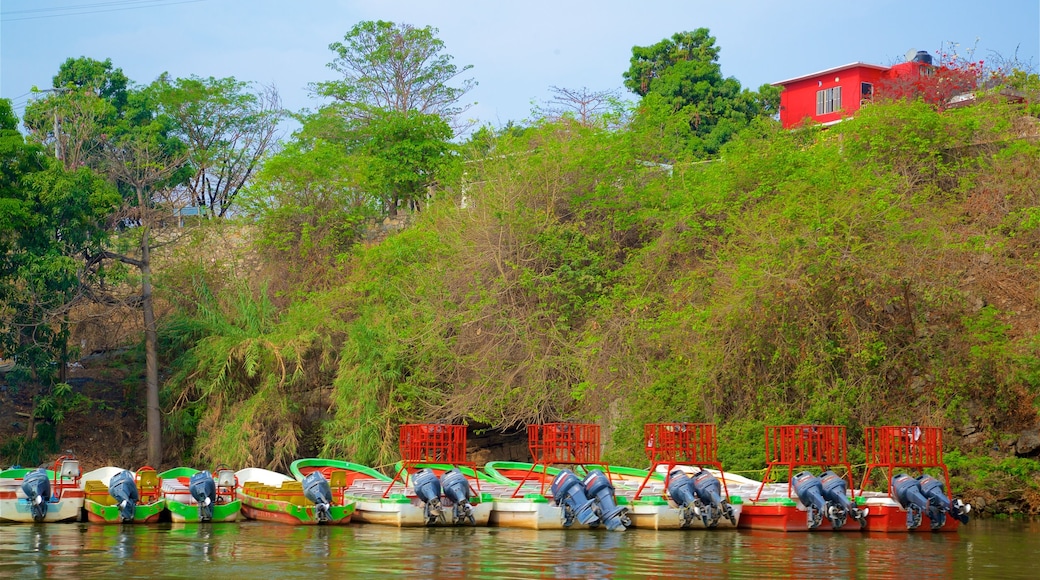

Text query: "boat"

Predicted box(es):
[584, 463, 743, 530]
[235, 466, 354, 525]
[0, 455, 85, 523]
[81, 466, 166, 523]
[736, 425, 971, 533]
[159, 466, 242, 523]
[289, 458, 493, 527]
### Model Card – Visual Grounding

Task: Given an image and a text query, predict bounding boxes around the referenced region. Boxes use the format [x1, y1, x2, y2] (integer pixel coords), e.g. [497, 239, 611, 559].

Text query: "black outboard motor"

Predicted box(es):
[302, 470, 334, 523]
[691, 469, 737, 527]
[891, 473, 929, 530]
[411, 468, 444, 525]
[582, 469, 630, 531]
[108, 470, 139, 522]
[819, 470, 867, 529]
[439, 468, 475, 525]
[549, 469, 598, 528]
[917, 474, 971, 529]
[189, 470, 217, 522]
[791, 471, 827, 530]
[21, 468, 51, 522]
[666, 469, 700, 527]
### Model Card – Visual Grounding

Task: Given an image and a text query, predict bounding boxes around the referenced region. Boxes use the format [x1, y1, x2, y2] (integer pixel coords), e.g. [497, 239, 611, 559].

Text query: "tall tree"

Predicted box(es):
[312, 20, 476, 129]
[151, 75, 283, 217]
[0, 98, 119, 458]
[344, 109, 455, 215]
[623, 28, 780, 156]
[23, 57, 130, 169]
[91, 88, 189, 467]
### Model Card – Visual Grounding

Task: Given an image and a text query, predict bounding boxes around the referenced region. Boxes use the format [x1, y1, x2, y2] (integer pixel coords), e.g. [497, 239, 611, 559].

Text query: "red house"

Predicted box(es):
[773, 51, 934, 129]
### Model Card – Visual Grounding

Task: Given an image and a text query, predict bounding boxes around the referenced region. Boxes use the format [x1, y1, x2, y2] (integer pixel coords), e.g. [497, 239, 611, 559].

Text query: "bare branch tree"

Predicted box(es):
[535, 86, 623, 127]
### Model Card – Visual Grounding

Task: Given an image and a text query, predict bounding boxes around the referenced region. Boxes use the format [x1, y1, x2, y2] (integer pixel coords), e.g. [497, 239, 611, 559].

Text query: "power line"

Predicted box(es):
[1, 0, 206, 22]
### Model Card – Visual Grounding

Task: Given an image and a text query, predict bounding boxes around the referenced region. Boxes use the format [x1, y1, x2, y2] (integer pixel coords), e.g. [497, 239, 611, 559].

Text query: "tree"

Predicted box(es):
[0, 98, 119, 460]
[623, 29, 780, 156]
[344, 109, 456, 216]
[152, 75, 283, 217]
[23, 57, 130, 169]
[91, 88, 189, 467]
[534, 86, 625, 127]
[313, 20, 476, 129]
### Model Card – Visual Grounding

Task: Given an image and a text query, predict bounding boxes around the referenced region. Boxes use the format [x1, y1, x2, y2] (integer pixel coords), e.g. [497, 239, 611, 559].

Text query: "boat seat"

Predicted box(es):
[329, 471, 347, 489]
[59, 460, 80, 479]
[138, 470, 160, 500]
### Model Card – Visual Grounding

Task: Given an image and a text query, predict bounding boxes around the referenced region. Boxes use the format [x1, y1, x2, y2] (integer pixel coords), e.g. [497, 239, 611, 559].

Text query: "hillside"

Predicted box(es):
[5, 97, 1039, 515]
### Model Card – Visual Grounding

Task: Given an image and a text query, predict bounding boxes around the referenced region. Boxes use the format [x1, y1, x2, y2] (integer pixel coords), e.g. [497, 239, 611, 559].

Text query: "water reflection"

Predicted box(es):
[1, 519, 1037, 578]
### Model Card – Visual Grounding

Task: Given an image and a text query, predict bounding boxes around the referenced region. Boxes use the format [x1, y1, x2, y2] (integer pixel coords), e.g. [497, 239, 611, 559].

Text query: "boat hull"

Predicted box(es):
[166, 499, 242, 523]
[0, 466, 85, 523]
[291, 458, 492, 527]
[238, 493, 354, 525]
[626, 499, 743, 530]
[84, 499, 165, 524]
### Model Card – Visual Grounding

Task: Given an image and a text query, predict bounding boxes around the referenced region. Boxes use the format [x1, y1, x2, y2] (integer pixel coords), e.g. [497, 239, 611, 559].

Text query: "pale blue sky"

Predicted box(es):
[2, 0, 1038, 131]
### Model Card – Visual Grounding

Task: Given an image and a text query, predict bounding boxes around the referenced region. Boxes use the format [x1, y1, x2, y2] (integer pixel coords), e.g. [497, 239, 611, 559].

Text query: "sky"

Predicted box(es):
[2, 0, 1038, 134]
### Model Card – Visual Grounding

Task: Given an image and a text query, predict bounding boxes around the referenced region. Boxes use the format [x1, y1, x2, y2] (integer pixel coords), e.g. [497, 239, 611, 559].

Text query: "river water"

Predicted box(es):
[1, 518, 1035, 578]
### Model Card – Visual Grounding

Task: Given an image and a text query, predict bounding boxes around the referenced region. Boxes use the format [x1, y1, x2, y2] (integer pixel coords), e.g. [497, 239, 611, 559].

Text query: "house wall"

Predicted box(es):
[778, 66, 888, 129]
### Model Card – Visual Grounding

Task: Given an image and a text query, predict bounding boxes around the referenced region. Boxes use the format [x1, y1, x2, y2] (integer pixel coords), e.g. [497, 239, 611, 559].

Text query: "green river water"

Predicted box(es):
[1, 518, 1036, 578]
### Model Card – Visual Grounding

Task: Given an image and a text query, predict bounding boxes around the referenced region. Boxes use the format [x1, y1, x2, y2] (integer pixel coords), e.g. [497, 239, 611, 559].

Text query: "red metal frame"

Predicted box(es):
[860, 425, 951, 498]
[635, 423, 731, 501]
[385, 424, 479, 498]
[754, 425, 853, 501]
[135, 465, 162, 503]
[511, 423, 603, 497]
[49, 455, 81, 500]
[213, 464, 238, 503]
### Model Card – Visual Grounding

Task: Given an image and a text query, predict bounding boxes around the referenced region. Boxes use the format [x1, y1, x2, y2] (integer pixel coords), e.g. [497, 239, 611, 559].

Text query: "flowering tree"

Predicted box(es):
[876, 54, 983, 111]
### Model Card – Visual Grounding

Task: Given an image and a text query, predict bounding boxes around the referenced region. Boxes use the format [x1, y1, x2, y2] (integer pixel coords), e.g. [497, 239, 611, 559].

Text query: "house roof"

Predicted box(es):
[772, 62, 890, 86]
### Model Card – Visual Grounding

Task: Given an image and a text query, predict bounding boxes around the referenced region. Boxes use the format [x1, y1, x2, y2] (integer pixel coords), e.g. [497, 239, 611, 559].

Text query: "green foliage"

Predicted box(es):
[159, 75, 1040, 499]
[314, 20, 476, 122]
[623, 28, 781, 156]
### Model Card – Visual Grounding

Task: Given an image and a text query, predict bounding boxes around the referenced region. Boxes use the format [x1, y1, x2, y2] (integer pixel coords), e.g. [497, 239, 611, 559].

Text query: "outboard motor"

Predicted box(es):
[791, 471, 827, 530]
[189, 470, 217, 522]
[549, 469, 598, 527]
[666, 469, 700, 527]
[21, 468, 51, 522]
[411, 468, 444, 525]
[819, 470, 867, 529]
[302, 470, 334, 523]
[582, 469, 630, 531]
[691, 469, 737, 527]
[439, 468, 475, 525]
[917, 474, 971, 529]
[108, 470, 139, 522]
[891, 473, 929, 530]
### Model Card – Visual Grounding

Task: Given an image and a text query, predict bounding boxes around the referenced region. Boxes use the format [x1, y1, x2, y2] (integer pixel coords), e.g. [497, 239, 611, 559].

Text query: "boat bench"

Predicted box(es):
[84, 480, 116, 505]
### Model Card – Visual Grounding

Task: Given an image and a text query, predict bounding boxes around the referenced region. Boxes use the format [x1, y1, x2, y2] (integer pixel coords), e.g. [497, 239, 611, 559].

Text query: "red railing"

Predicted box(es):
[860, 426, 950, 498]
[512, 423, 602, 497]
[755, 425, 853, 501]
[636, 423, 730, 500]
[386, 424, 477, 497]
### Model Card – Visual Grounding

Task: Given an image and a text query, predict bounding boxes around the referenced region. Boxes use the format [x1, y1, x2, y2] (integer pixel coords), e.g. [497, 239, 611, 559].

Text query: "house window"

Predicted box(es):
[816, 86, 842, 115]
[861, 82, 874, 105]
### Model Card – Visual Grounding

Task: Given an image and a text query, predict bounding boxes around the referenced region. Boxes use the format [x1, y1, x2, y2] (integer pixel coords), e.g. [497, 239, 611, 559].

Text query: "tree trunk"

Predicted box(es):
[137, 185, 162, 468]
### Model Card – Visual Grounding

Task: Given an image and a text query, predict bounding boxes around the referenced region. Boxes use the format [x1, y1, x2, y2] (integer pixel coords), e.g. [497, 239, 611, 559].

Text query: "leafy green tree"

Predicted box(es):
[623, 28, 780, 156]
[23, 57, 130, 169]
[313, 20, 476, 128]
[151, 74, 283, 217]
[99, 90, 189, 467]
[344, 109, 456, 216]
[0, 98, 119, 459]
[242, 134, 375, 289]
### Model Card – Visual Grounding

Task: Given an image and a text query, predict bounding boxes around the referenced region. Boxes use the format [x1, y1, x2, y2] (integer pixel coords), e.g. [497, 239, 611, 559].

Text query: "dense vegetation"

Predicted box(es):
[2, 23, 1039, 513]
